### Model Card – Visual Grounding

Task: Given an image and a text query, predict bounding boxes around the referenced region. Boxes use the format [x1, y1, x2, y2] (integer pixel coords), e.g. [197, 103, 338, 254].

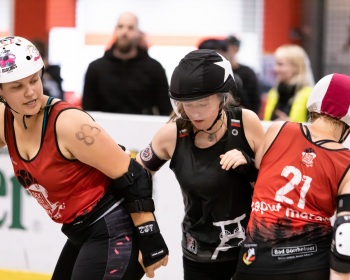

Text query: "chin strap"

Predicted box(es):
[206, 110, 222, 131]
[22, 115, 31, 129]
[0, 99, 29, 128]
[339, 124, 350, 143]
[1, 98, 54, 130]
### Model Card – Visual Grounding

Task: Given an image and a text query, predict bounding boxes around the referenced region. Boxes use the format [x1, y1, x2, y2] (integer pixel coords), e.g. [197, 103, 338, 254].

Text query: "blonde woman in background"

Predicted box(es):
[263, 44, 314, 122]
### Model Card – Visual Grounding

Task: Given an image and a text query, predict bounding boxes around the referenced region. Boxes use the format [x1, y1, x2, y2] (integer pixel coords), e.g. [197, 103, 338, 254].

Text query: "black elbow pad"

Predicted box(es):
[111, 159, 155, 213]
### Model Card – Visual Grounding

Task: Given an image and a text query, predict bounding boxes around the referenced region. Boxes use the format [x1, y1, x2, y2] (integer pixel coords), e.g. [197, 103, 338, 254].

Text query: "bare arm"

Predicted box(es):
[56, 109, 155, 226]
[56, 109, 168, 277]
[255, 121, 285, 168]
[338, 170, 350, 197]
[136, 122, 177, 173]
[241, 109, 265, 154]
[56, 109, 130, 177]
[330, 270, 350, 280]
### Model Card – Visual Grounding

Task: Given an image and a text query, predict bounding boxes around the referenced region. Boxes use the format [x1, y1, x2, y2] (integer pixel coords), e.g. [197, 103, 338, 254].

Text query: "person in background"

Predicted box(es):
[226, 35, 261, 115]
[263, 44, 315, 122]
[138, 30, 150, 51]
[31, 39, 65, 100]
[235, 73, 350, 280]
[82, 12, 172, 116]
[0, 36, 168, 280]
[197, 38, 230, 57]
[136, 49, 264, 280]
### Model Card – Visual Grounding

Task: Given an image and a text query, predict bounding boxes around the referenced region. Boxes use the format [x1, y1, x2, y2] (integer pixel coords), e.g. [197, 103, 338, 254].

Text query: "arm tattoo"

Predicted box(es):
[75, 124, 101, 146]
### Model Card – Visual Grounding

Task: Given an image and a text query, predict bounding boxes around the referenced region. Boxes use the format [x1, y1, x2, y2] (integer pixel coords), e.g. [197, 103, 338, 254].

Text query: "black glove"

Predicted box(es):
[136, 221, 169, 267]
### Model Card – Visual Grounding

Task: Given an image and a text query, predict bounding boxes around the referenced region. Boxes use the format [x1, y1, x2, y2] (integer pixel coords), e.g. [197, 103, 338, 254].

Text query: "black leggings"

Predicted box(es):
[183, 256, 238, 280]
[234, 268, 330, 280]
[52, 205, 144, 280]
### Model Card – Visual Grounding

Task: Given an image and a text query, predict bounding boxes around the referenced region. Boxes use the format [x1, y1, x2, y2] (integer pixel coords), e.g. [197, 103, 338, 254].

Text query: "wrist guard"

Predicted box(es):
[234, 149, 259, 182]
[136, 221, 169, 267]
[112, 159, 155, 213]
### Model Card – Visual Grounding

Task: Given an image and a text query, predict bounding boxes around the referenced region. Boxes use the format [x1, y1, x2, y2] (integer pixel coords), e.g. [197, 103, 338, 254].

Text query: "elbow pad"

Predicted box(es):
[330, 194, 350, 273]
[330, 215, 350, 273]
[234, 149, 259, 182]
[111, 159, 155, 213]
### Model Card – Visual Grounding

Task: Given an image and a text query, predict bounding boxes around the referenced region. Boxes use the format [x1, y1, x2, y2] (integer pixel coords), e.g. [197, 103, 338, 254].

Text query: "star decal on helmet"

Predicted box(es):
[214, 52, 234, 83]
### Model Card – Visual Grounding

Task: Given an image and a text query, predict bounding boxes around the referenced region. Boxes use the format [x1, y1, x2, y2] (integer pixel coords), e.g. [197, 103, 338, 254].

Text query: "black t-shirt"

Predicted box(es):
[233, 64, 261, 114]
[170, 107, 254, 262]
[82, 47, 172, 115]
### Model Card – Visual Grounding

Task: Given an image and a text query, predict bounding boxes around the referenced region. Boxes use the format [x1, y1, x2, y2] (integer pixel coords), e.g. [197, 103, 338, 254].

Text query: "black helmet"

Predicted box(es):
[169, 49, 236, 101]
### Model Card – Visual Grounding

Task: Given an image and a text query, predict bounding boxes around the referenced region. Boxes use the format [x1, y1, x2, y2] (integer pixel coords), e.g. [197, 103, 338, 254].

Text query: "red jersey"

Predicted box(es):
[4, 101, 111, 223]
[237, 122, 350, 274]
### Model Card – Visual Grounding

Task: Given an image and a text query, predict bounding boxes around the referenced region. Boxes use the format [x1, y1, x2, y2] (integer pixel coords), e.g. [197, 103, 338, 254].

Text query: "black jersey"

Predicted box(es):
[170, 107, 254, 262]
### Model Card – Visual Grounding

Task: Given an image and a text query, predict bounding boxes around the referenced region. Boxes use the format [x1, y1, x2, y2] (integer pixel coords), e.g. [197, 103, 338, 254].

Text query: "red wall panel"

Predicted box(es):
[263, 0, 302, 53]
[14, 0, 75, 43]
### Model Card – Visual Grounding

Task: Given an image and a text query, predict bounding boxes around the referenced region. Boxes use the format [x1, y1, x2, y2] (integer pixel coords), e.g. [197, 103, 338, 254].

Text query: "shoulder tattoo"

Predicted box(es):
[75, 124, 101, 146]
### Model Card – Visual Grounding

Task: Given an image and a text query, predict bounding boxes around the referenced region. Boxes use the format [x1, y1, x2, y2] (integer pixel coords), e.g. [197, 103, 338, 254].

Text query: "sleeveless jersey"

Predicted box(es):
[4, 101, 111, 224]
[237, 122, 350, 274]
[170, 107, 254, 262]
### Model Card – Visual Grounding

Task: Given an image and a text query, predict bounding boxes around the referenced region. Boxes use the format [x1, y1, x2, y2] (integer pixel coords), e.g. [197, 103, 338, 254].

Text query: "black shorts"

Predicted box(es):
[52, 194, 144, 280]
[234, 268, 330, 280]
[183, 256, 238, 280]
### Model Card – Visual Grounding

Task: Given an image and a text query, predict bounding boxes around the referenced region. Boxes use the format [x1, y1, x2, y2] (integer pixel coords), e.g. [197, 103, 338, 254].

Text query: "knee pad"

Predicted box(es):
[330, 194, 350, 273]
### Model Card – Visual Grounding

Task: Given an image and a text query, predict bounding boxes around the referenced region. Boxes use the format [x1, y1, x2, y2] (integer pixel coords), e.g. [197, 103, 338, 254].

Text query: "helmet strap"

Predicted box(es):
[22, 115, 31, 130]
[339, 124, 350, 143]
[206, 110, 222, 131]
[21, 103, 53, 130]
[0, 99, 29, 129]
[0, 98, 52, 130]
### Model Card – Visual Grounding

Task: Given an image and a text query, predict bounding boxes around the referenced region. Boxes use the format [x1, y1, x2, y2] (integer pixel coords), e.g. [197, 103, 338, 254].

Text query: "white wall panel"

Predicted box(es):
[76, 0, 243, 36]
[0, 0, 13, 34]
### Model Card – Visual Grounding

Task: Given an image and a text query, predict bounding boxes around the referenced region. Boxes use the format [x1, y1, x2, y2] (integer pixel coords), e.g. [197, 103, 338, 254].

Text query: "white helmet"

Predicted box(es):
[0, 36, 44, 83]
[307, 73, 350, 126]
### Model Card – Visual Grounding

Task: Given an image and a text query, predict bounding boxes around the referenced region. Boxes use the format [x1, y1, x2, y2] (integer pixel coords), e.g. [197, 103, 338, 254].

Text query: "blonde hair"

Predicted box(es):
[274, 44, 315, 88]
